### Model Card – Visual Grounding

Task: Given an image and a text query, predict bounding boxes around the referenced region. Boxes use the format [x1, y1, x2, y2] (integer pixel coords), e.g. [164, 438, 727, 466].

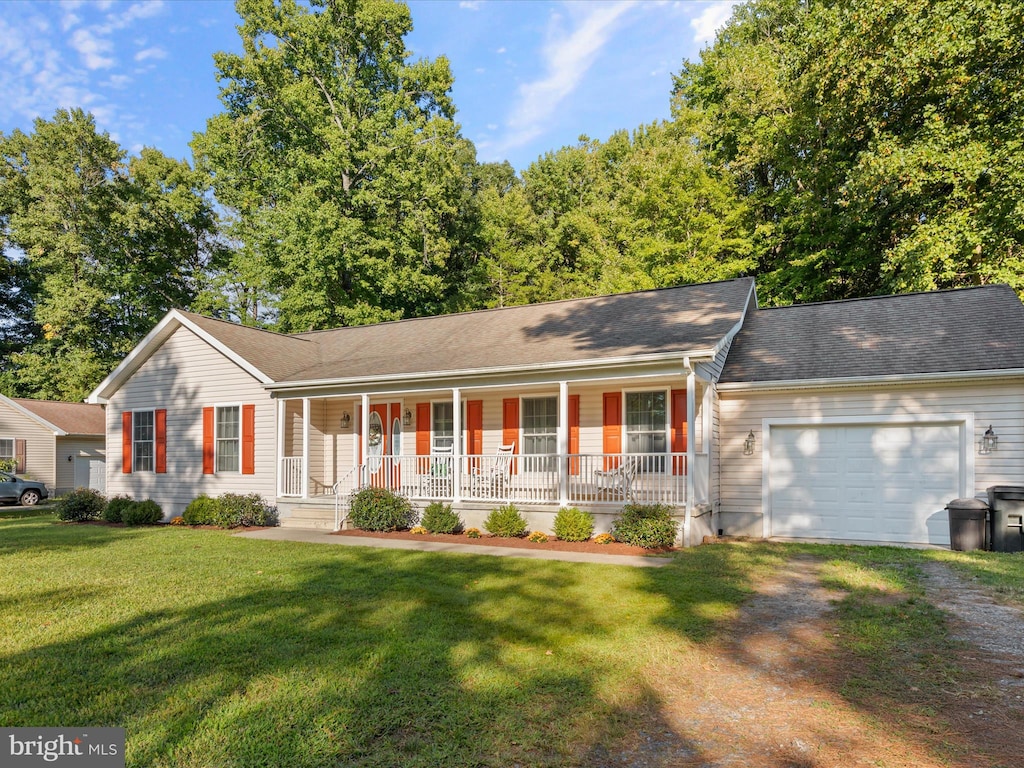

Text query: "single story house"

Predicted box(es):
[86, 277, 1024, 547]
[0, 395, 106, 496]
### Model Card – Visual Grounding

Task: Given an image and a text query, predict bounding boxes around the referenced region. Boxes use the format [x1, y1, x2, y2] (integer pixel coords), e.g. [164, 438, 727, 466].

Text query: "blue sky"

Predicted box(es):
[0, 0, 738, 172]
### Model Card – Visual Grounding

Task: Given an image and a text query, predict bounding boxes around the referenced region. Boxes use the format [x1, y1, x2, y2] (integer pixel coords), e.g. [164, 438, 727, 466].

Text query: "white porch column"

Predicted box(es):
[276, 398, 284, 497]
[452, 387, 462, 503]
[360, 393, 370, 486]
[684, 369, 697, 547]
[301, 398, 310, 499]
[558, 380, 569, 506]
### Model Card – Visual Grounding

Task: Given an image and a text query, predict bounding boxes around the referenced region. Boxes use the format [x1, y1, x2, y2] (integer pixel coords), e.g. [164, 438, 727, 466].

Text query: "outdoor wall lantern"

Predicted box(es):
[981, 425, 998, 454]
[340, 411, 352, 430]
[403, 407, 413, 427]
[67, 455, 73, 462]
[743, 430, 756, 456]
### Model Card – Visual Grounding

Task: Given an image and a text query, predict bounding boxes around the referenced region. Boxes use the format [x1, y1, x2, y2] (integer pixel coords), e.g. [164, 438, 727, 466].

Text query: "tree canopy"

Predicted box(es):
[2, 0, 1022, 399]
[0, 109, 224, 400]
[194, 0, 480, 331]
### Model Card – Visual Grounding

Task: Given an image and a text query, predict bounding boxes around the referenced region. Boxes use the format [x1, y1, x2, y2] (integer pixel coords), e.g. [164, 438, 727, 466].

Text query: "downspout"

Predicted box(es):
[683, 356, 696, 548]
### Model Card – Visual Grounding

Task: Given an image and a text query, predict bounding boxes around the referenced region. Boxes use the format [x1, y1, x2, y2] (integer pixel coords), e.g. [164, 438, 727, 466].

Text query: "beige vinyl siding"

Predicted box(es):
[54, 436, 105, 494]
[0, 400, 56, 490]
[719, 379, 1024, 537]
[104, 325, 276, 518]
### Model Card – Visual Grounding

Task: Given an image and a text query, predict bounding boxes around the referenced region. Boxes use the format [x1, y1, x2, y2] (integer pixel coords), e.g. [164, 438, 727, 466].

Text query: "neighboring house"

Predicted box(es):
[85, 278, 1024, 547]
[0, 395, 106, 496]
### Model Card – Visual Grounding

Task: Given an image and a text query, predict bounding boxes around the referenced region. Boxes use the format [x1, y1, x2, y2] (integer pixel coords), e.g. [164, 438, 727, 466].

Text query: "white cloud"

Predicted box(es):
[495, 46, 506, 54]
[70, 28, 114, 69]
[459, 1, 482, 9]
[498, 1, 635, 151]
[103, 73, 132, 89]
[134, 46, 166, 62]
[61, 12, 82, 32]
[690, 1, 738, 47]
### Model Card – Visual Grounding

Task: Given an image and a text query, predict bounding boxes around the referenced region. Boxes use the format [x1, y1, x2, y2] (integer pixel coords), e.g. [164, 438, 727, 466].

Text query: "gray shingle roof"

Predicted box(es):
[12, 399, 105, 435]
[284, 278, 754, 382]
[181, 278, 754, 384]
[720, 284, 1024, 384]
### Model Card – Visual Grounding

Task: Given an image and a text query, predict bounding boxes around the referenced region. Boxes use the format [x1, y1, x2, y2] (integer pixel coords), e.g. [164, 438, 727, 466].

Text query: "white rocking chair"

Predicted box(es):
[594, 455, 639, 500]
[469, 443, 516, 498]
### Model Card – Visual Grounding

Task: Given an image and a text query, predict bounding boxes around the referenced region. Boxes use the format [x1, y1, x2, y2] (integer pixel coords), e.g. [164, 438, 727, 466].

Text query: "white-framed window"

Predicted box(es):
[0, 438, 13, 463]
[522, 396, 557, 471]
[216, 405, 241, 473]
[431, 401, 466, 453]
[625, 391, 668, 469]
[133, 411, 155, 472]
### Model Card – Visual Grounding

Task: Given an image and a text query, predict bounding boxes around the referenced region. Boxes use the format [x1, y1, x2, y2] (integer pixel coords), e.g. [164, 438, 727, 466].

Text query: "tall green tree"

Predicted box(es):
[0, 109, 224, 400]
[674, 0, 1024, 304]
[470, 124, 752, 308]
[194, 0, 479, 331]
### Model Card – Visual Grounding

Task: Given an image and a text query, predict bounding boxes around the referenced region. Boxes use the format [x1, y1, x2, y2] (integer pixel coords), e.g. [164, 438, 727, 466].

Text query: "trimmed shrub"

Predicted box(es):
[610, 503, 679, 549]
[420, 501, 462, 534]
[216, 493, 278, 528]
[122, 499, 163, 526]
[103, 494, 134, 524]
[55, 489, 106, 522]
[483, 504, 527, 538]
[182, 495, 218, 526]
[552, 506, 595, 542]
[348, 487, 416, 532]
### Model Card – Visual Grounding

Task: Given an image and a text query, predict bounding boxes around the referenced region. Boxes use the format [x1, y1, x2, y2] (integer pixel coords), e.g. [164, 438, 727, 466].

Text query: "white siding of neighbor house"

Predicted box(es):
[104, 325, 277, 518]
[0, 400, 56, 491]
[718, 379, 1024, 537]
[54, 436, 105, 495]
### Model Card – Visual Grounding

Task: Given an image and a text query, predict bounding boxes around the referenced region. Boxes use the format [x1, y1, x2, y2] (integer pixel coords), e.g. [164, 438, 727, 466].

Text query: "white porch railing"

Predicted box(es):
[319, 452, 689, 508]
[279, 457, 303, 497]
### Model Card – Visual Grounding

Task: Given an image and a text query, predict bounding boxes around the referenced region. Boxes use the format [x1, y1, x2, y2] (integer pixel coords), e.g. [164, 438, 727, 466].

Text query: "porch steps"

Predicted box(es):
[279, 504, 337, 531]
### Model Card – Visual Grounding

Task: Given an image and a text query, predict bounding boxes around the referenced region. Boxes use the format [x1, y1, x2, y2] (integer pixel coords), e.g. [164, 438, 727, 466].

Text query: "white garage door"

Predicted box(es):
[769, 423, 962, 545]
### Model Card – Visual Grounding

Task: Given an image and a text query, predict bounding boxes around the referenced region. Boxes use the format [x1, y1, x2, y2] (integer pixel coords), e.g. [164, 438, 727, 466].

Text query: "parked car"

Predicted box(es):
[0, 471, 49, 506]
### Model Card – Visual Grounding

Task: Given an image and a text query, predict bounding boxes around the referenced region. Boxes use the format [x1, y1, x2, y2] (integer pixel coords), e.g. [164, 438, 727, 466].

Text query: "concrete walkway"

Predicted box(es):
[234, 527, 673, 568]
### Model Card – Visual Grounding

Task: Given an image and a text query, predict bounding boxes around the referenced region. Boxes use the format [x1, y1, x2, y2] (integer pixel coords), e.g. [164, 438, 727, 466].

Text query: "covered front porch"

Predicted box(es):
[272, 371, 714, 538]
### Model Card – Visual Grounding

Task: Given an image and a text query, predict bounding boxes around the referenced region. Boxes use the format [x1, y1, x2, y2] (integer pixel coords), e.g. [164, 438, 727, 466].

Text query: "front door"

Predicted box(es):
[368, 403, 403, 488]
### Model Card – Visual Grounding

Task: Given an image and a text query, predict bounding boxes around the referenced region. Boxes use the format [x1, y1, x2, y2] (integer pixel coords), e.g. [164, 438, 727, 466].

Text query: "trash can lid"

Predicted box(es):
[946, 497, 990, 510]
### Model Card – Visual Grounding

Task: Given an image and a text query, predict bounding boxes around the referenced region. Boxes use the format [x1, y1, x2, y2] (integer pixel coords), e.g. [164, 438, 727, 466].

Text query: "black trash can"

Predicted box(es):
[986, 486, 1024, 553]
[946, 498, 988, 551]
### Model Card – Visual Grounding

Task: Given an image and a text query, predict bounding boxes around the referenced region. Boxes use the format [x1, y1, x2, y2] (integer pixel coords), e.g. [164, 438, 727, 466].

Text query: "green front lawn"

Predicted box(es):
[4, 517, 1022, 767]
[0, 516, 782, 767]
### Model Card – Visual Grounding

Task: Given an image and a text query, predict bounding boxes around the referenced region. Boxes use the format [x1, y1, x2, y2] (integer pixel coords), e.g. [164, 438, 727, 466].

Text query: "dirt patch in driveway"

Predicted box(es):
[593, 554, 1024, 767]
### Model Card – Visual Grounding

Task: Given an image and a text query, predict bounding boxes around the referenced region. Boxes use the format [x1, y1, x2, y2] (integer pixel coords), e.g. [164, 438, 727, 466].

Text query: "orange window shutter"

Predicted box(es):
[568, 395, 580, 475]
[602, 392, 621, 470]
[671, 389, 687, 476]
[202, 407, 214, 475]
[155, 409, 167, 474]
[122, 412, 133, 474]
[467, 399, 484, 453]
[242, 404, 256, 475]
[15, 438, 26, 474]
[501, 398, 518, 474]
[416, 403, 431, 456]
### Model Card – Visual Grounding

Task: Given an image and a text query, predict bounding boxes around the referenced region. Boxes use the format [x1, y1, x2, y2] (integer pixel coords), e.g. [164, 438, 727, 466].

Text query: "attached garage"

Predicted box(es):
[767, 421, 965, 546]
[717, 283, 1024, 547]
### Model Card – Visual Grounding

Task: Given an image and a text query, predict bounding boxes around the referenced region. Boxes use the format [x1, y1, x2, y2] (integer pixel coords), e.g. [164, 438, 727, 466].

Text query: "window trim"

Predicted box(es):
[132, 409, 156, 473]
[214, 402, 242, 474]
[430, 399, 465, 453]
[520, 394, 558, 455]
[0, 438, 13, 461]
[622, 388, 670, 456]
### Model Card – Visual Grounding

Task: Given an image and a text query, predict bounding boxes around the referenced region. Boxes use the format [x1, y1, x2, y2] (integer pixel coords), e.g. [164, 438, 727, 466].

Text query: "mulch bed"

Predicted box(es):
[331, 528, 674, 557]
